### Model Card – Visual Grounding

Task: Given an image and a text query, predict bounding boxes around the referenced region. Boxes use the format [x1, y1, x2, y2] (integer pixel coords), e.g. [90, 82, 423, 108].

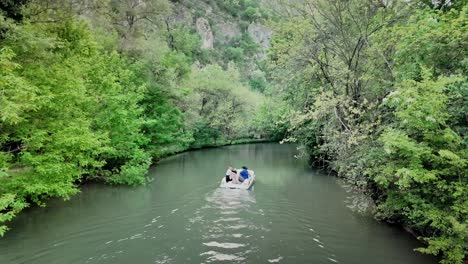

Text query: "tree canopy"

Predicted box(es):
[0, 0, 466, 262]
[0, 0, 270, 237]
[266, 1, 467, 262]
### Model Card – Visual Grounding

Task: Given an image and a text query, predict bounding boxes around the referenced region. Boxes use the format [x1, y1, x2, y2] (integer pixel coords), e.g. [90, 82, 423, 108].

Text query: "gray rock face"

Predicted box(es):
[247, 23, 273, 50]
[196, 17, 214, 49]
[172, 5, 192, 24]
[217, 22, 240, 44]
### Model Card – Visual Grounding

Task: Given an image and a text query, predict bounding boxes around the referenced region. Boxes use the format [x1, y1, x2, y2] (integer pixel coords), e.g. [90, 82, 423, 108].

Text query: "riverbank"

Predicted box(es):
[153, 138, 277, 161]
[318, 162, 460, 264]
[75, 138, 275, 185]
[83, 138, 276, 184]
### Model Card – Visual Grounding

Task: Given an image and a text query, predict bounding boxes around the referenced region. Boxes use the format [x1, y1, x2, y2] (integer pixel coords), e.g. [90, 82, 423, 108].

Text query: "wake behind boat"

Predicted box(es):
[220, 174, 255, 190]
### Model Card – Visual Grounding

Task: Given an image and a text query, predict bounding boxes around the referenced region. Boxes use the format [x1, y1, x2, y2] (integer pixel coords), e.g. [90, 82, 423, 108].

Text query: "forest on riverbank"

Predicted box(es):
[0, 0, 281, 236]
[0, 0, 466, 263]
[265, 1, 467, 263]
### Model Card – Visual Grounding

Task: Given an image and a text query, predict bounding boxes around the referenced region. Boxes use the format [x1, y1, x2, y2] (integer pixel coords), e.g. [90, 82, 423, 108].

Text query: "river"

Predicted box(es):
[0, 143, 436, 264]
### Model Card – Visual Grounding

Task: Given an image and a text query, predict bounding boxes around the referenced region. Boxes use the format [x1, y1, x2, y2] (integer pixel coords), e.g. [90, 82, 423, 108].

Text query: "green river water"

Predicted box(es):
[0, 143, 436, 264]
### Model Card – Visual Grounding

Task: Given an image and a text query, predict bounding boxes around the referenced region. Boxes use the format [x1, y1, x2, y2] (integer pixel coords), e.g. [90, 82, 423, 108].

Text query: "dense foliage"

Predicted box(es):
[266, 0, 467, 262]
[0, 0, 271, 236]
[1, 0, 466, 263]
[215, 0, 269, 21]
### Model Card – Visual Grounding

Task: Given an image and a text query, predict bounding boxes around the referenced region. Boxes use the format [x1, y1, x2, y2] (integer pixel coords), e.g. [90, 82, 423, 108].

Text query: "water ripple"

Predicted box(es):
[203, 241, 245, 249]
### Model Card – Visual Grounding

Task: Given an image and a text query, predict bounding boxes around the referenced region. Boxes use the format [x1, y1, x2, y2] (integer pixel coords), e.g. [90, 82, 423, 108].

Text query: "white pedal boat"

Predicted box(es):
[220, 174, 255, 190]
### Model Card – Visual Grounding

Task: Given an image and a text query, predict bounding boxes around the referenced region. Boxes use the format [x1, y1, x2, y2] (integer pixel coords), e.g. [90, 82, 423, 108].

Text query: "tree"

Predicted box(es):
[182, 64, 261, 145]
[368, 75, 467, 264]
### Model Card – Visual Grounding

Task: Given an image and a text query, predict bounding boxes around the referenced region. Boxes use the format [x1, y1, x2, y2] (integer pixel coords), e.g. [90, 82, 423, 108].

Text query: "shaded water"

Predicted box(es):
[0, 143, 435, 264]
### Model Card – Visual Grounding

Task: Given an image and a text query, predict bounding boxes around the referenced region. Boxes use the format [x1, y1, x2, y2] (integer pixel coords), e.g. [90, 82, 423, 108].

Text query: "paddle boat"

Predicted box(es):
[220, 173, 255, 190]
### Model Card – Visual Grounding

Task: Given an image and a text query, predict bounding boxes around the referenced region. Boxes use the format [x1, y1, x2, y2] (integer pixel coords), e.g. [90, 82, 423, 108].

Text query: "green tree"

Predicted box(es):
[183, 64, 261, 145]
[265, 1, 467, 262]
[367, 75, 467, 264]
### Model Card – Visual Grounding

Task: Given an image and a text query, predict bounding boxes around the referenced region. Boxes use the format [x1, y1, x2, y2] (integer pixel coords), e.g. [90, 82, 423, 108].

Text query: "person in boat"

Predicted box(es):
[225, 166, 233, 182]
[230, 169, 241, 184]
[240, 166, 250, 181]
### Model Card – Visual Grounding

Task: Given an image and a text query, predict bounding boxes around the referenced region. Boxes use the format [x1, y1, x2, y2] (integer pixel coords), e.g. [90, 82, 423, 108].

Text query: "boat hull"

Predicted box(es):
[220, 175, 255, 190]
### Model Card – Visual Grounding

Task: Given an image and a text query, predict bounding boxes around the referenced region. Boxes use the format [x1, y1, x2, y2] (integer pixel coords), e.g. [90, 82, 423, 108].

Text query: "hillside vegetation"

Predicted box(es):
[0, 0, 466, 263]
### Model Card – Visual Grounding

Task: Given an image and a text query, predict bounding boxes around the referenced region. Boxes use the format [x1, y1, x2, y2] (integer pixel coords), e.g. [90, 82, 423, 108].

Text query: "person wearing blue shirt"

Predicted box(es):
[240, 166, 249, 180]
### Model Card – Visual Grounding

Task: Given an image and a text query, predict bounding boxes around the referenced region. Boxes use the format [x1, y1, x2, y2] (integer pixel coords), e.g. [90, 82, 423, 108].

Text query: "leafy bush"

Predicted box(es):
[226, 46, 244, 62]
[368, 75, 467, 264]
[249, 70, 267, 91]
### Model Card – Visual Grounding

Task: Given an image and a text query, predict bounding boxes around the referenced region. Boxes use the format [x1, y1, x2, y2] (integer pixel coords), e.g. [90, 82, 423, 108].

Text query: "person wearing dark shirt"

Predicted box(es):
[225, 166, 233, 182]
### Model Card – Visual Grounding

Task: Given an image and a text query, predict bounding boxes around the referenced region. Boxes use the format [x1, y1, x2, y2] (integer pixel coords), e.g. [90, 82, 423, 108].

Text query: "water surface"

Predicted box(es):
[0, 143, 436, 264]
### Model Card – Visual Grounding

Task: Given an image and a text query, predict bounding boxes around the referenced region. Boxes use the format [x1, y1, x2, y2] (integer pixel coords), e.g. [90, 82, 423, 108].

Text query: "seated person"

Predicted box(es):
[230, 169, 241, 184]
[225, 166, 233, 182]
[240, 166, 249, 180]
[238, 171, 245, 183]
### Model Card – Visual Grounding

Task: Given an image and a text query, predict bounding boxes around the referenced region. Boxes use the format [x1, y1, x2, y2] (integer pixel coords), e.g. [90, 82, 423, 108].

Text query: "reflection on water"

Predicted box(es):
[188, 189, 263, 263]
